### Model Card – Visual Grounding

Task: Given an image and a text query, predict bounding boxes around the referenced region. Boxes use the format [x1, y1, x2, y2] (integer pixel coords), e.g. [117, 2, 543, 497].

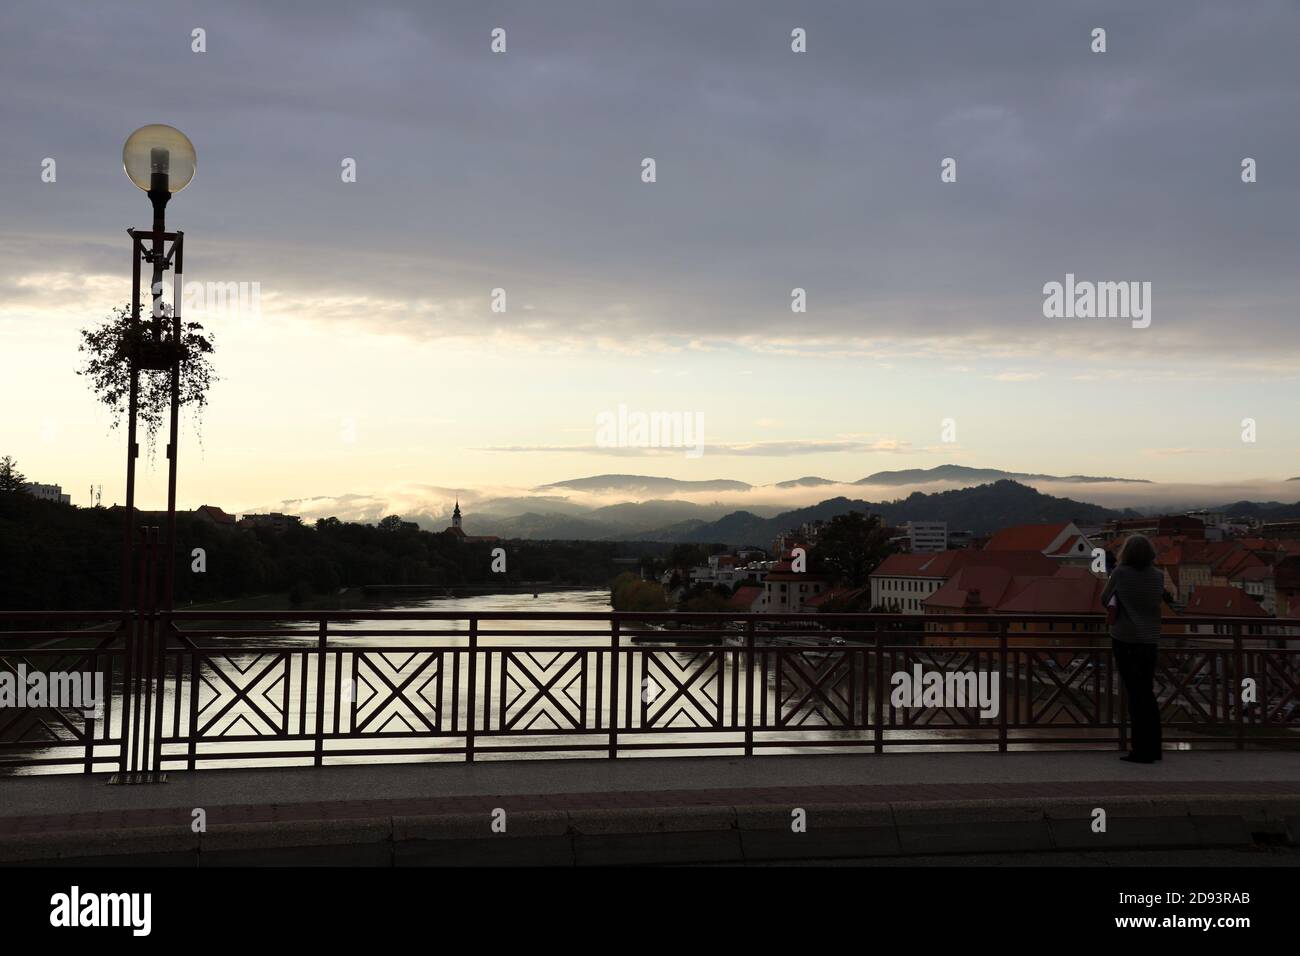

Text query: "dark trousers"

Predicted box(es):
[1112, 639, 1161, 758]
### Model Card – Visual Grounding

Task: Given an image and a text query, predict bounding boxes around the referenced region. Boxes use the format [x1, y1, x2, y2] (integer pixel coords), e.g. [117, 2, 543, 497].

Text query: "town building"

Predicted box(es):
[904, 521, 947, 553]
[442, 500, 500, 543]
[757, 552, 830, 613]
[1261, 519, 1300, 540]
[238, 512, 302, 532]
[726, 584, 764, 613]
[1103, 515, 1206, 540]
[983, 521, 1096, 567]
[772, 520, 827, 557]
[23, 482, 70, 505]
[922, 565, 1113, 647]
[869, 549, 1058, 614]
[1183, 585, 1270, 636]
[1229, 565, 1276, 616]
[195, 505, 237, 527]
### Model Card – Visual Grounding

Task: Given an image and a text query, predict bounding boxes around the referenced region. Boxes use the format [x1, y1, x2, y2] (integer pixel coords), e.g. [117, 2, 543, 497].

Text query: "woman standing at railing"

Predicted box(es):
[1101, 534, 1174, 764]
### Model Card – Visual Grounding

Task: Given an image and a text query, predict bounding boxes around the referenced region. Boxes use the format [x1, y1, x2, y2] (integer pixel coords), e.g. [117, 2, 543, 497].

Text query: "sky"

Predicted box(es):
[2, 0, 1299, 519]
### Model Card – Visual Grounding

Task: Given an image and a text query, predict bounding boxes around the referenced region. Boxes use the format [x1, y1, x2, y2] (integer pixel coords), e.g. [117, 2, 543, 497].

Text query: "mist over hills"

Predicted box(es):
[855, 465, 1150, 486]
[774, 476, 840, 488]
[535, 475, 753, 494]
[536, 465, 1151, 495]
[1206, 500, 1300, 521]
[431, 480, 1137, 545]
[264, 466, 1300, 538]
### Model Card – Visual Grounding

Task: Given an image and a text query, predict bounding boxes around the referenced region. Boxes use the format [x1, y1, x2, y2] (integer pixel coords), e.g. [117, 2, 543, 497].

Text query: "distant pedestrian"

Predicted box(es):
[1101, 534, 1173, 764]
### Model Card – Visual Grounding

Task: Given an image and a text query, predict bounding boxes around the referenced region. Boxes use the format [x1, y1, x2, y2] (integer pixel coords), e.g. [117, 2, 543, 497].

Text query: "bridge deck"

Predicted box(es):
[2, 751, 1298, 865]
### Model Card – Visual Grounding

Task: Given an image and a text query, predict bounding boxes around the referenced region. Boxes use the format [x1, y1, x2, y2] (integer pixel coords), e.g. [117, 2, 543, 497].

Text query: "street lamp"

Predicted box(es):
[119, 123, 196, 709]
[116, 124, 197, 780]
[122, 123, 196, 194]
[122, 125, 195, 339]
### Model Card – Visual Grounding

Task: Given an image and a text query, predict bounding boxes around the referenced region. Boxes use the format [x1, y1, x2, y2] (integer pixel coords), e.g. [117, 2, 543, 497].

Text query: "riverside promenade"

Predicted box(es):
[3, 751, 1299, 866]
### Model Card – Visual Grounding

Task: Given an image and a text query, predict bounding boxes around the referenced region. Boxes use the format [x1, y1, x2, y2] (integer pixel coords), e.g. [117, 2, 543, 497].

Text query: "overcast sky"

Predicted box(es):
[2, 1, 1298, 516]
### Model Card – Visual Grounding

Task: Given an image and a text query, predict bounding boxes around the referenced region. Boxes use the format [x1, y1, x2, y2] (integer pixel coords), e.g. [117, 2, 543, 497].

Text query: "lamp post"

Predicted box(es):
[119, 124, 195, 612]
[116, 125, 194, 781]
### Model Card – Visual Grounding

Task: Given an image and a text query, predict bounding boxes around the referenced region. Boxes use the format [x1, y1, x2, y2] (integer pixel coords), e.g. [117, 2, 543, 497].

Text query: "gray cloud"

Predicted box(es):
[2, 1, 1299, 359]
[480, 439, 909, 456]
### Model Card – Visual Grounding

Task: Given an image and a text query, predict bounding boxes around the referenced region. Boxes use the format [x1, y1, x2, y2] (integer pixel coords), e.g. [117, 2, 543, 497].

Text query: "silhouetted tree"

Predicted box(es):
[811, 511, 895, 586]
[0, 456, 26, 494]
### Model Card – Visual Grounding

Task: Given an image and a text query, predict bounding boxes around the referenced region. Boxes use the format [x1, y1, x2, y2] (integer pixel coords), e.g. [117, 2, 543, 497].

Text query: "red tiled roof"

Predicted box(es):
[924, 567, 1021, 610]
[1236, 538, 1273, 551]
[872, 549, 1057, 580]
[805, 585, 870, 610]
[1185, 585, 1269, 617]
[765, 551, 829, 581]
[727, 585, 763, 611]
[1181, 541, 1238, 567]
[926, 564, 1181, 617]
[1232, 566, 1272, 583]
[983, 522, 1070, 552]
[995, 573, 1105, 614]
[1215, 550, 1264, 579]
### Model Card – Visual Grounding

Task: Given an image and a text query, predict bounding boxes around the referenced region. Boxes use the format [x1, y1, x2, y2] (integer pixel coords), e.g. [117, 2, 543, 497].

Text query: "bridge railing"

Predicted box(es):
[0, 610, 1296, 775]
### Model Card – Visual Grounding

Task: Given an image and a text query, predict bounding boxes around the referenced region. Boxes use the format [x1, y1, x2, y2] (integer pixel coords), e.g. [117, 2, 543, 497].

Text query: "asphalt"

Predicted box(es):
[1, 751, 1298, 865]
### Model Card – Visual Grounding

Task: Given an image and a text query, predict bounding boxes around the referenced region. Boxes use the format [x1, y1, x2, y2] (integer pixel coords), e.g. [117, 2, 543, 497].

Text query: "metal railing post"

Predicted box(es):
[466, 617, 477, 762]
[997, 621, 1008, 752]
[744, 619, 755, 757]
[1233, 624, 1245, 750]
[313, 619, 327, 766]
[83, 645, 97, 774]
[874, 619, 884, 754]
[187, 644, 200, 770]
[116, 612, 132, 775]
[608, 619, 620, 758]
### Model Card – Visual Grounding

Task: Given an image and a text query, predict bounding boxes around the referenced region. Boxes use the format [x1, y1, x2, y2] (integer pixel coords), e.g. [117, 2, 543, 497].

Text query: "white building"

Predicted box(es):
[24, 482, 70, 505]
[905, 521, 947, 553]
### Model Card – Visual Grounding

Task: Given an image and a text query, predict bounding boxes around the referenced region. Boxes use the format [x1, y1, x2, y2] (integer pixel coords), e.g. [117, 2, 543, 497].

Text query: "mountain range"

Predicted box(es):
[535, 465, 1150, 494]
[438, 479, 1140, 545]
[853, 465, 1150, 485]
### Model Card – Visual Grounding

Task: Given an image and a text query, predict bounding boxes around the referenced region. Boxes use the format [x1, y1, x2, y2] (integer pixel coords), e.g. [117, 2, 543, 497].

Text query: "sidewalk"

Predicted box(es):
[2, 751, 1298, 865]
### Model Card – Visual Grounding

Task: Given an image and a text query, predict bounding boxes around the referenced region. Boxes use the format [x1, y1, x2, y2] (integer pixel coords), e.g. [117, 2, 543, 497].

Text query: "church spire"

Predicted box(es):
[452, 498, 462, 529]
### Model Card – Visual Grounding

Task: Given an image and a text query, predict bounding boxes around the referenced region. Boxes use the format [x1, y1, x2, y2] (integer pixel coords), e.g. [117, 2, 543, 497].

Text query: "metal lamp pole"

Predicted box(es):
[117, 125, 195, 780]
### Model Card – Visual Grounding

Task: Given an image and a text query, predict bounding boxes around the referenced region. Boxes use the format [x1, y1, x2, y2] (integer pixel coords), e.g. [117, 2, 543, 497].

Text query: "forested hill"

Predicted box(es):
[652, 480, 1134, 545]
[0, 493, 656, 611]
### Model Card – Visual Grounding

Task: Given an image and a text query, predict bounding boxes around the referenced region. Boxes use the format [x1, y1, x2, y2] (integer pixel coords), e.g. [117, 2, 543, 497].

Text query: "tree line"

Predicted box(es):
[0, 482, 664, 611]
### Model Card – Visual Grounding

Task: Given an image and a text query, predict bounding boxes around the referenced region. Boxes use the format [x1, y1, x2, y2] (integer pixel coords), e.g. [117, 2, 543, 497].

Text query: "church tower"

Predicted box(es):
[452, 499, 462, 530]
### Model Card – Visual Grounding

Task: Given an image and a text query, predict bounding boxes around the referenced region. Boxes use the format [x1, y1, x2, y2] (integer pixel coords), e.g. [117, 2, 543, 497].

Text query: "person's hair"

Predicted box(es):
[1119, 533, 1156, 570]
